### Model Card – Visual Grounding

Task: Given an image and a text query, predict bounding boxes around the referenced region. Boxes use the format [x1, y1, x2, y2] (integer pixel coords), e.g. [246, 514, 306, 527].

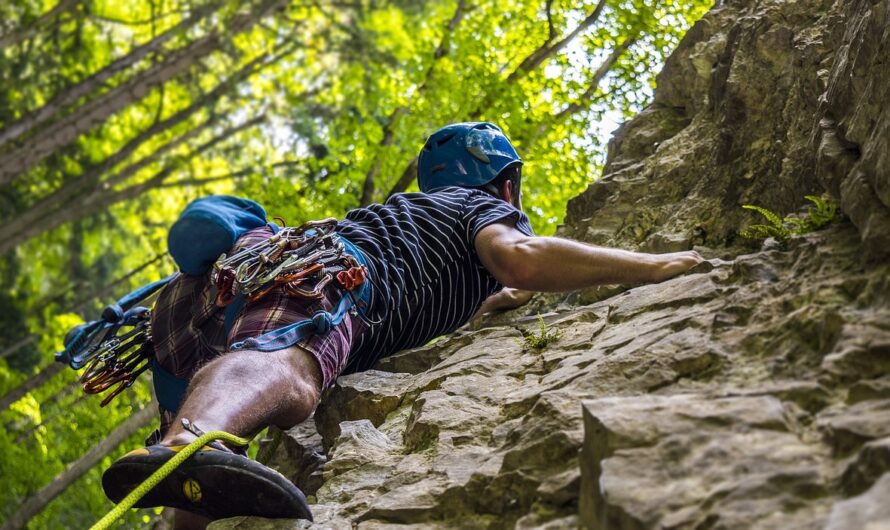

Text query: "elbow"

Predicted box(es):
[491, 240, 538, 289]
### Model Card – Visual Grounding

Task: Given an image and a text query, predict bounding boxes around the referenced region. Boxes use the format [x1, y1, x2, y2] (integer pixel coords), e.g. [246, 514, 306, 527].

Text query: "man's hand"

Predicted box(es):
[471, 288, 534, 321]
[651, 251, 704, 283]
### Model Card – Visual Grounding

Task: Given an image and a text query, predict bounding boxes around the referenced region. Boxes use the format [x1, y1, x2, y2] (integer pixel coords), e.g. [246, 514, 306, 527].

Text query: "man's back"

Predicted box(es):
[337, 186, 534, 372]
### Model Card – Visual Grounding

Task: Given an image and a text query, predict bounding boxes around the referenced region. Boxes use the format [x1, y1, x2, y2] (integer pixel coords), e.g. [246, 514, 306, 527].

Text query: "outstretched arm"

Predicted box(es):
[474, 222, 702, 292]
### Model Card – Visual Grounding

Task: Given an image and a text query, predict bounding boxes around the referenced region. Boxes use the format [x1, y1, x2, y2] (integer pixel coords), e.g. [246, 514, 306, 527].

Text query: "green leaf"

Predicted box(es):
[742, 204, 784, 229]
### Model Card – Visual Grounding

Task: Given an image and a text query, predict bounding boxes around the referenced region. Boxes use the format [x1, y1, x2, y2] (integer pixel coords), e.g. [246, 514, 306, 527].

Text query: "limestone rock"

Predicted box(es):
[258, 420, 326, 497]
[824, 474, 890, 530]
[314, 370, 413, 451]
[210, 0, 890, 528]
[579, 394, 835, 529]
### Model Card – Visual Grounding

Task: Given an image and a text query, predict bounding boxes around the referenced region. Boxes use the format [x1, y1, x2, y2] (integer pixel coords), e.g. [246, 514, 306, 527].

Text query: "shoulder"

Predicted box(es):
[389, 186, 478, 202]
[384, 187, 495, 214]
[401, 187, 505, 209]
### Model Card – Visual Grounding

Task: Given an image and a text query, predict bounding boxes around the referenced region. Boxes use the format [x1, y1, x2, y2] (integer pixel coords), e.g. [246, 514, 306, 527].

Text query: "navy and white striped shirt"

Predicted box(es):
[336, 186, 534, 373]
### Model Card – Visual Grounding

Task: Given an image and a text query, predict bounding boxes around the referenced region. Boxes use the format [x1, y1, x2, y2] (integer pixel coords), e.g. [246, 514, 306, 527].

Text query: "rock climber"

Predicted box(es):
[101, 122, 702, 528]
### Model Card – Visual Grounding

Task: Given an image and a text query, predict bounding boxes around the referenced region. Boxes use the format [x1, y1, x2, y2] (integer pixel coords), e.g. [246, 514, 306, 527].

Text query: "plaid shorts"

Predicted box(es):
[151, 226, 365, 429]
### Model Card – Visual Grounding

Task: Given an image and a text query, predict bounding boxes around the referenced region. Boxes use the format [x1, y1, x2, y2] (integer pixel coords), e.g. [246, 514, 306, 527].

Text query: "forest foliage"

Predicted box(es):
[0, 0, 710, 527]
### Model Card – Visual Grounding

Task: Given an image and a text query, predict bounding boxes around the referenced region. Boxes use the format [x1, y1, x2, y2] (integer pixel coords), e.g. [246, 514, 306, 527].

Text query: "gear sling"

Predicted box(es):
[56, 196, 370, 411]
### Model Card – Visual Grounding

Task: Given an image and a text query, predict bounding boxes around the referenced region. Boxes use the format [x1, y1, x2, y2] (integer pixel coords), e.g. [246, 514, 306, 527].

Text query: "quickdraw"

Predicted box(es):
[212, 218, 367, 306]
[64, 306, 155, 407]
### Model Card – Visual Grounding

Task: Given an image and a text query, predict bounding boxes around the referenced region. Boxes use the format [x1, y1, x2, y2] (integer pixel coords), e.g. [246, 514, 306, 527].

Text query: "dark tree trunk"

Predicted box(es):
[0, 363, 65, 412]
[0, 404, 156, 530]
[0, 1, 223, 148]
[0, 0, 286, 186]
[0, 50, 279, 253]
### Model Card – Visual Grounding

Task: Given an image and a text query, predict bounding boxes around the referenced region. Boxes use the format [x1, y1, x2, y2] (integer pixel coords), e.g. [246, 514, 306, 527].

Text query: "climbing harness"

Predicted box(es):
[226, 231, 372, 353]
[57, 214, 372, 409]
[90, 421, 251, 530]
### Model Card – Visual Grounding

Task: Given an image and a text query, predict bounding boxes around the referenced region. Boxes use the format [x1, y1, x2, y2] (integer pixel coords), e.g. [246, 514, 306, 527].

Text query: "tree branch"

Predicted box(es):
[553, 34, 637, 122]
[386, 156, 418, 199]
[545, 0, 557, 42]
[506, 0, 608, 83]
[359, 0, 466, 205]
[0, 0, 79, 51]
[154, 160, 296, 189]
[85, 8, 188, 27]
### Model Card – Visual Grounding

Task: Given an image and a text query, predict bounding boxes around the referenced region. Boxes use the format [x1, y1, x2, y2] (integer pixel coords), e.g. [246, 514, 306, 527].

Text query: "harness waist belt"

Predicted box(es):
[151, 233, 371, 413]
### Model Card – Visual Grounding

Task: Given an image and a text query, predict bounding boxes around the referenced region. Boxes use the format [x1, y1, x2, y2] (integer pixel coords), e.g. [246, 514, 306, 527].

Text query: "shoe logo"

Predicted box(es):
[183, 478, 203, 503]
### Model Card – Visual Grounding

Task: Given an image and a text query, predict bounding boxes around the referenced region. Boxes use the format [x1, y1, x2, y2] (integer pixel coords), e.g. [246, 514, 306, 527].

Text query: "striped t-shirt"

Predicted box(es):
[335, 186, 534, 373]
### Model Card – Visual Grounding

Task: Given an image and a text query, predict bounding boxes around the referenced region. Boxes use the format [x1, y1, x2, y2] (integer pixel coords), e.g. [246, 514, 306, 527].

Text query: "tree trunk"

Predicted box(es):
[3, 116, 264, 247]
[0, 363, 65, 412]
[505, 0, 608, 83]
[0, 50, 280, 254]
[0, 1, 223, 149]
[15, 392, 89, 443]
[0, 114, 224, 253]
[386, 156, 418, 199]
[0, 335, 37, 360]
[0, 0, 78, 52]
[0, 404, 156, 530]
[0, 0, 286, 186]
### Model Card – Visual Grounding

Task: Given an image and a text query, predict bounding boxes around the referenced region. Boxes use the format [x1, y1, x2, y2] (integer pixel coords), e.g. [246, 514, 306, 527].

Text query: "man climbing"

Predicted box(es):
[100, 122, 702, 527]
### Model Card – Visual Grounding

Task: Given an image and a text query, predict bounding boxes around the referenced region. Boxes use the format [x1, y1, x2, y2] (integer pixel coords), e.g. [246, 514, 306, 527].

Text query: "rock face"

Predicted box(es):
[210, 0, 890, 528]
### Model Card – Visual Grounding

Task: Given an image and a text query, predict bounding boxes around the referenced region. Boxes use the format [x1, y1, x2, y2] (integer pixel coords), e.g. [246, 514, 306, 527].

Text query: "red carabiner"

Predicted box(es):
[336, 266, 367, 291]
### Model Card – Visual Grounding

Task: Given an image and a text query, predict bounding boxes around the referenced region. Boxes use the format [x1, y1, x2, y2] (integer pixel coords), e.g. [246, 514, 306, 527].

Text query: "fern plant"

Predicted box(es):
[521, 314, 561, 350]
[741, 195, 838, 242]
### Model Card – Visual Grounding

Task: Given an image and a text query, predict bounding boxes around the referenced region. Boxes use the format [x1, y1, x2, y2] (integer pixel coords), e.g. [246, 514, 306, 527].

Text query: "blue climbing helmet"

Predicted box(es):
[418, 122, 522, 193]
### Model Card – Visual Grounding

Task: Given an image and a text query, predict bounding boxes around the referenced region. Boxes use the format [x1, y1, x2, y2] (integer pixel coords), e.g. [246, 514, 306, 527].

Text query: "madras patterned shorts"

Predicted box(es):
[151, 226, 365, 432]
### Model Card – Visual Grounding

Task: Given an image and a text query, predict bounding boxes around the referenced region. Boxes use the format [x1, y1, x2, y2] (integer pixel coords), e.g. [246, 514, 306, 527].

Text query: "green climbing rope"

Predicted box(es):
[90, 430, 251, 530]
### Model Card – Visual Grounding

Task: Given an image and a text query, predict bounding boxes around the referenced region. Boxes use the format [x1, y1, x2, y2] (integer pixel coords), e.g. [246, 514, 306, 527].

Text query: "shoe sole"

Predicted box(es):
[102, 449, 312, 520]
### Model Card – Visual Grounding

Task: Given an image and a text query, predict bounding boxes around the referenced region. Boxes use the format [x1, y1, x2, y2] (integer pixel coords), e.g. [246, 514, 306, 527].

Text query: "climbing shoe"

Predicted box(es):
[102, 444, 313, 521]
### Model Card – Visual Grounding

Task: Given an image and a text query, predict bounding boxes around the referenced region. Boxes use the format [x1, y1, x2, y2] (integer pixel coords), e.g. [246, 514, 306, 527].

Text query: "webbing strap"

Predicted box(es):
[115, 274, 178, 313]
[223, 294, 245, 338]
[229, 234, 371, 352]
[229, 288, 358, 352]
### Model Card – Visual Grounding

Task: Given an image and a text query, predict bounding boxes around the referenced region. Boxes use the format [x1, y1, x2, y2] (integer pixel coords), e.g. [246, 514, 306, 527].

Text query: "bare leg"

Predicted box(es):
[159, 345, 323, 447]
[157, 346, 322, 529]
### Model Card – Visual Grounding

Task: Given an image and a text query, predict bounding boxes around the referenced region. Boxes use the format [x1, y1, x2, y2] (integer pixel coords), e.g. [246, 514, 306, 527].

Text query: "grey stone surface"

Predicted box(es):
[824, 474, 890, 530]
[210, 0, 890, 528]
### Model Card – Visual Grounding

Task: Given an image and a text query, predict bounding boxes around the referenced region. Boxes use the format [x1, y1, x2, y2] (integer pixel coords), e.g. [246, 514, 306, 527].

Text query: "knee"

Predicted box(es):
[279, 350, 322, 405]
[221, 348, 321, 401]
[194, 350, 262, 381]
